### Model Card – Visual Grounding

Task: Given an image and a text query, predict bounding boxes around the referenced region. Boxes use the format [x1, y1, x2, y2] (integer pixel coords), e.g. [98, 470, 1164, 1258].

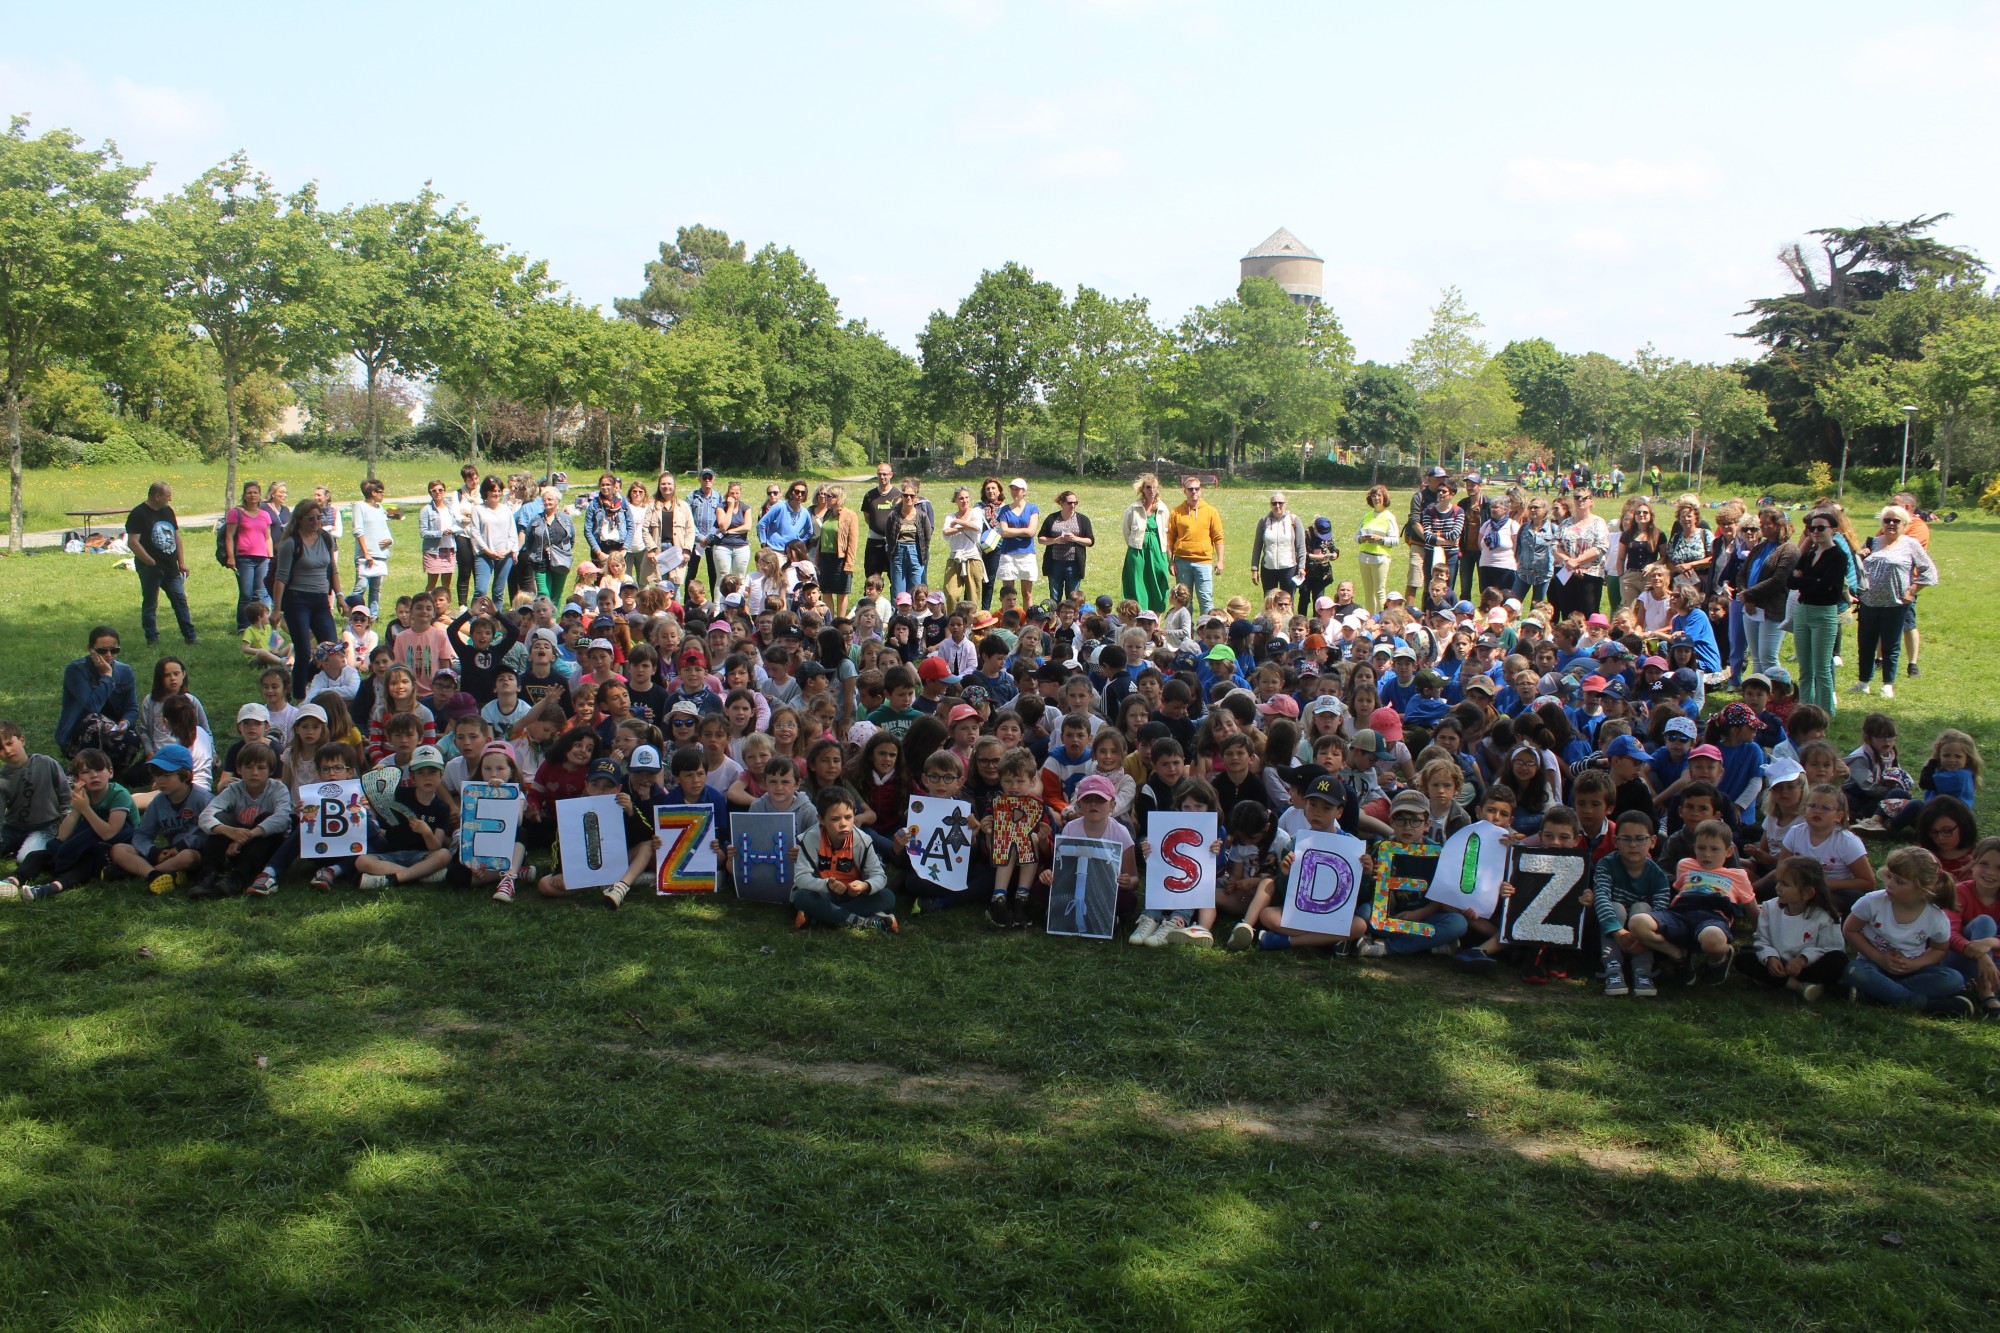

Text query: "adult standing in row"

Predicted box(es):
[1788, 507, 1853, 715]
[352, 478, 393, 619]
[627, 482, 661, 587]
[1038, 489, 1094, 604]
[1249, 491, 1305, 596]
[858, 461, 900, 592]
[1167, 475, 1224, 614]
[1893, 490, 1930, 680]
[1404, 466, 1447, 603]
[814, 484, 860, 615]
[758, 479, 817, 552]
[1739, 506, 1798, 678]
[1455, 473, 1491, 603]
[1705, 503, 1751, 689]
[520, 486, 575, 604]
[687, 468, 723, 595]
[711, 480, 752, 587]
[273, 498, 342, 701]
[1854, 505, 1939, 700]
[1616, 497, 1662, 610]
[654, 474, 696, 595]
[1419, 477, 1464, 596]
[1121, 473, 1172, 613]
[976, 476, 1007, 609]
[419, 479, 459, 600]
[1474, 493, 1518, 594]
[1512, 494, 1557, 605]
[582, 473, 633, 568]
[125, 482, 197, 646]
[470, 476, 520, 601]
[1549, 488, 1608, 619]
[451, 464, 481, 608]
[994, 478, 1040, 606]
[887, 482, 934, 601]
[261, 480, 292, 533]
[942, 485, 987, 611]
[222, 480, 274, 631]
[1353, 484, 1399, 613]
[1663, 497, 1712, 583]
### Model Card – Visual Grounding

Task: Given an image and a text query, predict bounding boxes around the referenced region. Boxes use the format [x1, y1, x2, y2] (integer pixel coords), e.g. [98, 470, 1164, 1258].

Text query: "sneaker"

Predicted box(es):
[1906, 663, 1920, 678]
[1453, 949, 1498, 967]
[358, 873, 392, 891]
[1256, 930, 1292, 951]
[311, 866, 338, 892]
[1704, 952, 1733, 986]
[1832, 655, 1843, 667]
[1633, 974, 1658, 997]
[1007, 894, 1028, 929]
[185, 875, 222, 900]
[1179, 924, 1214, 947]
[1162, 917, 1201, 945]
[603, 880, 631, 910]
[245, 873, 277, 898]
[1148, 913, 1183, 947]
[1800, 983, 1825, 1004]
[1522, 957, 1550, 985]
[1852, 815, 1891, 834]
[1924, 994, 1976, 1019]
[146, 871, 178, 895]
[1225, 920, 1257, 952]
[1129, 915, 1160, 946]
[518, 863, 539, 886]
[987, 895, 1009, 928]
[1855, 681, 1873, 695]
[876, 913, 900, 935]
[794, 910, 809, 930]
[1430, 942, 1459, 957]
[1357, 937, 1388, 958]
[492, 875, 515, 904]
[419, 867, 449, 884]
[1604, 972, 1631, 998]
[0, 881, 23, 903]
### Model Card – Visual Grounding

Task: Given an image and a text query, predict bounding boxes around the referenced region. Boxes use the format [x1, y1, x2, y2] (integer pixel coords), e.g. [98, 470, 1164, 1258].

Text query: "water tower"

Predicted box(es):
[1240, 227, 1322, 304]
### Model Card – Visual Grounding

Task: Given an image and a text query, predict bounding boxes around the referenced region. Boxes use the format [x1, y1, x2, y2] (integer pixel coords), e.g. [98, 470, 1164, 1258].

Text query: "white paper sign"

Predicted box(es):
[458, 782, 523, 870]
[905, 796, 975, 894]
[1046, 835, 1121, 939]
[297, 779, 368, 860]
[556, 793, 629, 891]
[1145, 811, 1217, 911]
[1279, 829, 1367, 936]
[1424, 819, 1509, 921]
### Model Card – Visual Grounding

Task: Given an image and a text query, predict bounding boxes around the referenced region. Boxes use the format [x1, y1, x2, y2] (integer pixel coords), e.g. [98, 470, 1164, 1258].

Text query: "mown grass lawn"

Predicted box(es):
[2, 475, 1997, 1330]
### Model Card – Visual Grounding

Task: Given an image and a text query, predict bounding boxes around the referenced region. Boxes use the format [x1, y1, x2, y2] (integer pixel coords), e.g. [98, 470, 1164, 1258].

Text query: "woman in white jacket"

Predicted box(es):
[1121, 473, 1174, 613]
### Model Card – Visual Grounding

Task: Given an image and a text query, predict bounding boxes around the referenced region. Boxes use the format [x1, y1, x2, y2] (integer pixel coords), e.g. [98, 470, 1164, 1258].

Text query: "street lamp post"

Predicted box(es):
[1683, 411, 1700, 486]
[1898, 405, 1918, 490]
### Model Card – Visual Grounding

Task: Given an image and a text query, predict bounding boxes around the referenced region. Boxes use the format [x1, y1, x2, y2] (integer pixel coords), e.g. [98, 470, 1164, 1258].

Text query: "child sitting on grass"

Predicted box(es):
[1628, 818, 1751, 986]
[1744, 855, 1846, 1003]
[0, 748, 135, 902]
[355, 746, 454, 891]
[792, 787, 896, 933]
[1594, 810, 1672, 998]
[191, 742, 292, 900]
[1949, 835, 2000, 1020]
[1842, 846, 1973, 1018]
[1350, 789, 1466, 959]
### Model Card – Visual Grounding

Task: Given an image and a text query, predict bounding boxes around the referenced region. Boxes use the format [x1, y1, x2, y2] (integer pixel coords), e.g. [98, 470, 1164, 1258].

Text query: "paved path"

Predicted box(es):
[8, 496, 434, 553]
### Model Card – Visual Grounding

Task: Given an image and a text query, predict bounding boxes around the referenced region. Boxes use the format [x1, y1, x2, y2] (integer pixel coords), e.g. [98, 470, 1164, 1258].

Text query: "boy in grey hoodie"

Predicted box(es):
[190, 742, 292, 899]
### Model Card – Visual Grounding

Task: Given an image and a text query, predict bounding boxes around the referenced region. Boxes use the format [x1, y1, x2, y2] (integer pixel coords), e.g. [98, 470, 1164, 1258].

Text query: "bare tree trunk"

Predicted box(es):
[543, 406, 556, 481]
[363, 360, 380, 481]
[1076, 415, 1087, 477]
[993, 402, 1006, 467]
[696, 425, 704, 476]
[469, 400, 480, 467]
[6, 387, 23, 553]
[223, 360, 240, 512]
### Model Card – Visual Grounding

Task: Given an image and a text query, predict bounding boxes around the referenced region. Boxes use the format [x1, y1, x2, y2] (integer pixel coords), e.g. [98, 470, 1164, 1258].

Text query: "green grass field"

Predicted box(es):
[2, 474, 1997, 1329]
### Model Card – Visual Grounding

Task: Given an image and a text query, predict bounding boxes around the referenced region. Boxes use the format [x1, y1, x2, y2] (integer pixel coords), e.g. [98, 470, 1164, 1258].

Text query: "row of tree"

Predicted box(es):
[7, 114, 1998, 556]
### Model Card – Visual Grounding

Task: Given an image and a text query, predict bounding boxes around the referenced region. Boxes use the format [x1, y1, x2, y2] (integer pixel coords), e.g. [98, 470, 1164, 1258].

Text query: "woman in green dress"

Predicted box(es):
[1121, 472, 1173, 612]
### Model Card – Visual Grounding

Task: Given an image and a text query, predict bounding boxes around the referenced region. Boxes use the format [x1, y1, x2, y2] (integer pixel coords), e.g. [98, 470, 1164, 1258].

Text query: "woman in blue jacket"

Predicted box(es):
[56, 626, 140, 758]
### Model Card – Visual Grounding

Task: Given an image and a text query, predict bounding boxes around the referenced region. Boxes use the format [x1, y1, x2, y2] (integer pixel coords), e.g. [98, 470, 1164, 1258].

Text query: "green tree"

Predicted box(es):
[1565, 351, 1641, 474]
[505, 294, 601, 479]
[1340, 361, 1420, 483]
[917, 261, 1063, 463]
[1045, 285, 1155, 473]
[1815, 356, 1899, 496]
[0, 117, 149, 549]
[1495, 338, 1576, 459]
[1403, 286, 1501, 470]
[688, 244, 840, 472]
[1892, 313, 2000, 491]
[430, 246, 549, 465]
[1174, 278, 1348, 467]
[153, 153, 334, 506]
[325, 189, 493, 478]
[615, 224, 746, 331]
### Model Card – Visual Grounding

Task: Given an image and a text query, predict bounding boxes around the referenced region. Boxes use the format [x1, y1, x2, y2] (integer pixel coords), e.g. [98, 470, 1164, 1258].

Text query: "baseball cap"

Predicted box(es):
[1428, 465, 1448, 479]
[668, 700, 701, 720]
[1205, 643, 1236, 663]
[797, 660, 829, 679]
[1606, 734, 1648, 761]
[1581, 675, 1609, 693]
[1741, 672, 1771, 690]
[1313, 516, 1332, 535]
[314, 641, 346, 661]
[927, 591, 946, 606]
[1074, 774, 1118, 804]
[1462, 674, 1497, 696]
[1663, 715, 1698, 739]
[587, 638, 616, 653]
[1487, 607, 1508, 624]
[1586, 613, 1610, 629]
[1688, 743, 1724, 763]
[1601, 679, 1630, 701]
[1304, 633, 1327, 651]
[708, 620, 732, 637]
[1256, 694, 1300, 720]
[1095, 594, 1115, 611]
[147, 743, 193, 773]
[1035, 661, 1068, 684]
[1668, 668, 1700, 694]
[1390, 790, 1431, 819]
[1348, 728, 1387, 757]
[1464, 472, 1483, 485]
[294, 702, 327, 725]
[1369, 707, 1404, 743]
[408, 745, 446, 772]
[1136, 609, 1159, 623]
[1454, 600, 1475, 617]
[894, 592, 913, 607]
[443, 692, 481, 721]
[1765, 666, 1794, 689]
[947, 703, 981, 726]
[1305, 773, 1344, 804]
[236, 702, 270, 724]
[1384, 589, 1406, 603]
[587, 757, 625, 783]
[1414, 669, 1445, 690]
[1009, 477, 1028, 490]
[1641, 655, 1669, 671]
[1309, 695, 1347, 717]
[678, 647, 707, 667]
[1765, 756, 1805, 786]
[1719, 701, 1760, 730]
[918, 656, 952, 683]
[1392, 645, 1417, 661]
[629, 745, 663, 772]
[1315, 596, 1336, 612]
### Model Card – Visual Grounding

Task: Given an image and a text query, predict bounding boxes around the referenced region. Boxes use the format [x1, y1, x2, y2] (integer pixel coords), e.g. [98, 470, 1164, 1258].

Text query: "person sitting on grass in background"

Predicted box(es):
[1594, 810, 1673, 998]
[1744, 855, 1847, 1003]
[1626, 818, 1747, 986]
[190, 743, 292, 900]
[1949, 835, 2000, 1020]
[355, 746, 454, 891]
[0, 748, 136, 903]
[792, 787, 896, 933]
[1842, 846, 1973, 1018]
[0, 720, 69, 876]
[239, 600, 290, 670]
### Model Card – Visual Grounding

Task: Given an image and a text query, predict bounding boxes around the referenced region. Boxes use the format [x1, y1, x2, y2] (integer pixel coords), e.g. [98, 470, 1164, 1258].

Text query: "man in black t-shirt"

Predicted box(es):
[124, 481, 197, 645]
[857, 461, 901, 580]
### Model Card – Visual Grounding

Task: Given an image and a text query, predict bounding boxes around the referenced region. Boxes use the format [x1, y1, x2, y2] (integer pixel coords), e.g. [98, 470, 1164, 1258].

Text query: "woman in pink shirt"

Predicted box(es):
[224, 480, 276, 631]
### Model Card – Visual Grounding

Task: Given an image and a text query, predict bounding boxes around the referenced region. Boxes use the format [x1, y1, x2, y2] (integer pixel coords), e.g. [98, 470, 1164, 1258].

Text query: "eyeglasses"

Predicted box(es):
[94, 645, 120, 656]
[1882, 518, 1903, 526]
[1807, 524, 1831, 533]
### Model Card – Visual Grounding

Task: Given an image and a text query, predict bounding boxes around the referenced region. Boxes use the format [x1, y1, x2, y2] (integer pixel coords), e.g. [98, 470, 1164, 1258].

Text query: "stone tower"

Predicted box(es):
[1240, 227, 1322, 304]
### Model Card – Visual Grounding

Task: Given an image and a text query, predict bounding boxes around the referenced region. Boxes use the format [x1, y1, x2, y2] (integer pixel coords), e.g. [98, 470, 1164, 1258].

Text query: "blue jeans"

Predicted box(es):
[355, 574, 383, 620]
[1856, 603, 1906, 685]
[1726, 599, 1747, 681]
[890, 545, 925, 602]
[474, 554, 513, 601]
[283, 590, 338, 703]
[234, 555, 272, 629]
[135, 561, 196, 642]
[1510, 572, 1549, 606]
[1949, 914, 1995, 989]
[1175, 558, 1215, 614]
[1047, 562, 1083, 605]
[1843, 957, 1964, 1008]
[1381, 908, 1470, 955]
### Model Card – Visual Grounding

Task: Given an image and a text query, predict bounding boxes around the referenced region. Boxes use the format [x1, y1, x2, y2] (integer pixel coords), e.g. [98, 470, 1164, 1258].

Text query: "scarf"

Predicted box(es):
[817, 829, 863, 893]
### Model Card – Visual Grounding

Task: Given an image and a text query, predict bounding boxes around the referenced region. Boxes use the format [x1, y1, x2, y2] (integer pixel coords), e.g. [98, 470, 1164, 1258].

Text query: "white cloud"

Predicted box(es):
[0, 58, 225, 193]
[1568, 227, 1634, 258]
[1504, 155, 1720, 201]
[953, 83, 1141, 146]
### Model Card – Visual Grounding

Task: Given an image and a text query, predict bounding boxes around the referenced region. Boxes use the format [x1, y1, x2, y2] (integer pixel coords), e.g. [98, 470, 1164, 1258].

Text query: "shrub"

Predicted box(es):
[1248, 457, 1423, 490]
[121, 421, 201, 463]
[80, 433, 153, 468]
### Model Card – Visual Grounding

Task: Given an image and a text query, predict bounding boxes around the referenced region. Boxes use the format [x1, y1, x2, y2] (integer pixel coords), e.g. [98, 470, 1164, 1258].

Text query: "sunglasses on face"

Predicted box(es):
[94, 645, 120, 656]
[1808, 524, 1831, 533]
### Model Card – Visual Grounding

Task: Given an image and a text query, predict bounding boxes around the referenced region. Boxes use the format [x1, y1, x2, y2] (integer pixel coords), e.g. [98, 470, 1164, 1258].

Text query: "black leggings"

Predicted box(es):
[1736, 950, 1848, 988]
[454, 536, 476, 605]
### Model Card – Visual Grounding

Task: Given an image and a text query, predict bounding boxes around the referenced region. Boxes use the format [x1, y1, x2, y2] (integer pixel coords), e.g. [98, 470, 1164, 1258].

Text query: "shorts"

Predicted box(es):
[423, 550, 456, 574]
[373, 849, 434, 868]
[816, 550, 852, 595]
[863, 542, 891, 578]
[996, 551, 1037, 583]
[1406, 547, 1428, 589]
[1645, 907, 1731, 950]
[1903, 601, 1920, 631]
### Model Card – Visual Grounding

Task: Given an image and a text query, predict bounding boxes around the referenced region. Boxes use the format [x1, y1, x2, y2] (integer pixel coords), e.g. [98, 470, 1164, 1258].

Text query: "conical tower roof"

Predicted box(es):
[1242, 227, 1319, 261]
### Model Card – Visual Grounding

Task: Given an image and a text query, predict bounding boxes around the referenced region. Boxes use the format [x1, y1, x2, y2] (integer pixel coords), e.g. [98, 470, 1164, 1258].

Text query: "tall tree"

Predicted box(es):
[153, 153, 334, 507]
[430, 245, 549, 465]
[1892, 312, 2000, 491]
[1495, 338, 1576, 461]
[687, 244, 840, 471]
[505, 294, 601, 479]
[1174, 277, 1348, 467]
[917, 261, 1063, 463]
[630, 321, 761, 473]
[1403, 286, 1497, 469]
[325, 188, 492, 478]
[1340, 362, 1420, 483]
[615, 224, 745, 331]
[0, 117, 149, 550]
[1045, 285, 1155, 473]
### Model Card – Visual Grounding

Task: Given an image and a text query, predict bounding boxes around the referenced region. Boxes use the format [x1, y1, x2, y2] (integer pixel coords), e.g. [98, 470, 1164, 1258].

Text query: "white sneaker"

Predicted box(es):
[1179, 924, 1215, 947]
[1880, 683, 1895, 699]
[1128, 916, 1159, 946]
[1146, 915, 1181, 947]
[1801, 983, 1825, 1004]
[1225, 920, 1257, 952]
[1832, 655, 1844, 667]
[603, 880, 631, 910]
[1358, 938, 1388, 958]
[359, 873, 392, 891]
[1855, 681, 1873, 695]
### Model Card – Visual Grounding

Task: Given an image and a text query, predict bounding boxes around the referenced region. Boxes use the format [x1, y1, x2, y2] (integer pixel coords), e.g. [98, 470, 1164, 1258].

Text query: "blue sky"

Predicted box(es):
[6, 1, 1997, 368]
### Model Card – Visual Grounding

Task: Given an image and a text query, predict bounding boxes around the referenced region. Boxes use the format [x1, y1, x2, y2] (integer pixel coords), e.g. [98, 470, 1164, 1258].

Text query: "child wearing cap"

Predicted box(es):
[188, 742, 292, 899]
[342, 602, 380, 663]
[306, 639, 360, 704]
[355, 746, 454, 891]
[1037, 772, 1138, 931]
[1234, 771, 1371, 952]
[1347, 789, 1468, 959]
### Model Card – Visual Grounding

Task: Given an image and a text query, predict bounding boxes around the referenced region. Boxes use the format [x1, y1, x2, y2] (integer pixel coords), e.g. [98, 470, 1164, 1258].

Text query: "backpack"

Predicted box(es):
[214, 516, 231, 567]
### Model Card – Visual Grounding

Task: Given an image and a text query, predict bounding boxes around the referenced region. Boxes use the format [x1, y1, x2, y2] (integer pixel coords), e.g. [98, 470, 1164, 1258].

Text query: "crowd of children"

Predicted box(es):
[2, 502, 1992, 1019]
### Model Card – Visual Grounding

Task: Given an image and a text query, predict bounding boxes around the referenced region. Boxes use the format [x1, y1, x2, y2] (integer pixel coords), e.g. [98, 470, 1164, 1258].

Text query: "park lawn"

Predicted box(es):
[1, 482, 1997, 1329]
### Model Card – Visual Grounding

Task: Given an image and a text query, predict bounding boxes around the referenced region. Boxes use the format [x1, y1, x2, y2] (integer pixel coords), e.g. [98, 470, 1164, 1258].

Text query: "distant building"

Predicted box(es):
[1240, 227, 1322, 304]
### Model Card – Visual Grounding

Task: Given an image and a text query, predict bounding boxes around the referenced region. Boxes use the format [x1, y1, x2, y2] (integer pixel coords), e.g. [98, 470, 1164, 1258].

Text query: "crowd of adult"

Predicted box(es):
[66, 463, 1944, 765]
